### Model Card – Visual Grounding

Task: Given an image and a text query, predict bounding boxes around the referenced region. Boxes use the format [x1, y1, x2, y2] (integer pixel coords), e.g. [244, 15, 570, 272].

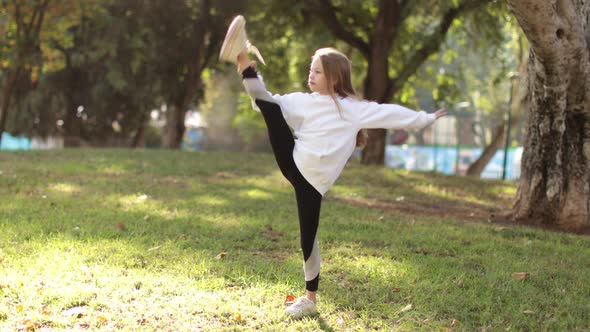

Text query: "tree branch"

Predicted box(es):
[389, 0, 486, 95]
[302, 0, 370, 58]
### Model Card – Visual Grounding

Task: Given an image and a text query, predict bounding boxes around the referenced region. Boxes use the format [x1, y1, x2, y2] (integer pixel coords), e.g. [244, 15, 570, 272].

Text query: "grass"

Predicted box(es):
[0, 149, 588, 331]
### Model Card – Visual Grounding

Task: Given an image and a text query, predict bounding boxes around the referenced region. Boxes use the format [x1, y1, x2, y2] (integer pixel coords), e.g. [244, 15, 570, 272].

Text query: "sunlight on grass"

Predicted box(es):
[1, 149, 588, 331]
[197, 195, 231, 206]
[48, 182, 82, 194]
[114, 193, 191, 220]
[97, 164, 129, 176]
[239, 188, 273, 200]
[412, 182, 495, 206]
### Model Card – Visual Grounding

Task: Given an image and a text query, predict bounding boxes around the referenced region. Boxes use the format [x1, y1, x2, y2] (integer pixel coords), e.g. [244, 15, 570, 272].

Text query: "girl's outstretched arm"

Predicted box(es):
[358, 101, 442, 130]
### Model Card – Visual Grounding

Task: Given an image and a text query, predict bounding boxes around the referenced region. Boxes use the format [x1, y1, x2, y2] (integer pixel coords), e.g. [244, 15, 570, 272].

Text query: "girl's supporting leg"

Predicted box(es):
[242, 66, 322, 296]
[294, 180, 322, 293]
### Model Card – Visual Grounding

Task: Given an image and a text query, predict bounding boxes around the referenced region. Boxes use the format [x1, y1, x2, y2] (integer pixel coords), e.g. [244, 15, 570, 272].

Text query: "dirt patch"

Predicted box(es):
[329, 195, 498, 223]
[330, 195, 590, 236]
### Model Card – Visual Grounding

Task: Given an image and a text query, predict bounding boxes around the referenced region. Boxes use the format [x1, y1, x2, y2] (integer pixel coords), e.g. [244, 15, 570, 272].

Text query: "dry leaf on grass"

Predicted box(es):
[345, 311, 358, 318]
[61, 306, 86, 317]
[41, 305, 50, 315]
[215, 252, 228, 259]
[512, 272, 530, 280]
[285, 294, 295, 305]
[400, 304, 413, 313]
[116, 222, 126, 231]
[16, 319, 37, 331]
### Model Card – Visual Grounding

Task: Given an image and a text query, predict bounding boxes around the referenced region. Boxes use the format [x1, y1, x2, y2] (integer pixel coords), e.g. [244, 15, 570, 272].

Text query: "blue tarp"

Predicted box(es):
[385, 145, 522, 180]
[0, 132, 32, 150]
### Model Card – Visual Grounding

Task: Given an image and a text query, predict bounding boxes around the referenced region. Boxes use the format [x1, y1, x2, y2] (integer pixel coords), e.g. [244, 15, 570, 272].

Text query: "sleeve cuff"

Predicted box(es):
[241, 66, 258, 79]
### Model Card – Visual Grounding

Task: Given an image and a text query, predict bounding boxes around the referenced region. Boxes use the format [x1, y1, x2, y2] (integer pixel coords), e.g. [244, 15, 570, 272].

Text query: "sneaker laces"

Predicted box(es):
[246, 41, 266, 65]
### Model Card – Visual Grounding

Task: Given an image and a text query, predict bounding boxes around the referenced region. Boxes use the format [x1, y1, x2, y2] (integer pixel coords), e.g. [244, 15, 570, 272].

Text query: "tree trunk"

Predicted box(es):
[466, 123, 505, 177]
[360, 0, 399, 165]
[162, 104, 186, 149]
[0, 68, 22, 145]
[507, 0, 590, 230]
[361, 38, 396, 164]
[131, 112, 147, 148]
[161, 0, 210, 149]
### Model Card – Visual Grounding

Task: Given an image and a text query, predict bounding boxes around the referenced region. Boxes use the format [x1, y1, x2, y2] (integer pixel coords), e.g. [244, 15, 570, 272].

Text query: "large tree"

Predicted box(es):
[302, 0, 493, 164]
[0, 0, 50, 145]
[152, 0, 245, 149]
[507, 0, 590, 230]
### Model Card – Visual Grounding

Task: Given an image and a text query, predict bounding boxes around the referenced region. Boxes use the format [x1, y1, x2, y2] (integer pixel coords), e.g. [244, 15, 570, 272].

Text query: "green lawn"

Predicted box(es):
[0, 149, 588, 331]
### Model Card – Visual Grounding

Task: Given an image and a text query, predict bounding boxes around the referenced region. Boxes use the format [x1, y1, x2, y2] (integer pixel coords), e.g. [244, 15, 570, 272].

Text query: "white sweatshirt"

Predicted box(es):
[243, 75, 436, 196]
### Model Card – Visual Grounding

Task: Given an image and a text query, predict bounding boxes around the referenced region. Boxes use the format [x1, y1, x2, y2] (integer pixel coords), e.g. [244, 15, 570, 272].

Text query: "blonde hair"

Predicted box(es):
[312, 48, 367, 148]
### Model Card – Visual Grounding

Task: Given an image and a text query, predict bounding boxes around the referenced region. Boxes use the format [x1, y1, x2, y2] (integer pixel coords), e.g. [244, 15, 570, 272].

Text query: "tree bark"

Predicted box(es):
[0, 0, 49, 145]
[161, 0, 210, 149]
[466, 123, 505, 177]
[0, 69, 21, 145]
[360, 0, 399, 164]
[507, 0, 590, 230]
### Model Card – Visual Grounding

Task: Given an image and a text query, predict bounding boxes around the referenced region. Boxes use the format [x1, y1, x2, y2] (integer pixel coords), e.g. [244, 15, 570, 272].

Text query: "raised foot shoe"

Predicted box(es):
[218, 15, 265, 65]
[285, 296, 317, 318]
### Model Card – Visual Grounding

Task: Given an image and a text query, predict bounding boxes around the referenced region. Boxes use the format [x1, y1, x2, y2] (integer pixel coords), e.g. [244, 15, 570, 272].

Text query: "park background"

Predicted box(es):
[1, 1, 589, 331]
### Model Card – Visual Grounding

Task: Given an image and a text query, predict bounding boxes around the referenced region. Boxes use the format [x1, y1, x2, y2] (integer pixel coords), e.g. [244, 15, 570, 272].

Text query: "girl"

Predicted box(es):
[219, 15, 447, 318]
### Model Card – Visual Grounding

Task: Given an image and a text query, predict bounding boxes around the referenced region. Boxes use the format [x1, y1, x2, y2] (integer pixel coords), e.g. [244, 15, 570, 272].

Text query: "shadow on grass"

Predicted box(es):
[2, 149, 588, 331]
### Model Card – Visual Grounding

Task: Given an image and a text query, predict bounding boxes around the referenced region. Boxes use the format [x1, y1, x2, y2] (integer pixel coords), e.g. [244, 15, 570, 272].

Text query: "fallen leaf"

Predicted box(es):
[285, 294, 295, 305]
[116, 222, 126, 231]
[512, 272, 530, 280]
[345, 311, 358, 318]
[214, 252, 228, 259]
[456, 280, 464, 287]
[61, 306, 86, 317]
[523, 310, 535, 314]
[75, 322, 90, 329]
[451, 319, 457, 327]
[41, 305, 50, 315]
[16, 304, 24, 312]
[147, 245, 162, 252]
[235, 314, 242, 321]
[97, 314, 108, 322]
[392, 287, 401, 292]
[16, 319, 37, 331]
[400, 304, 413, 313]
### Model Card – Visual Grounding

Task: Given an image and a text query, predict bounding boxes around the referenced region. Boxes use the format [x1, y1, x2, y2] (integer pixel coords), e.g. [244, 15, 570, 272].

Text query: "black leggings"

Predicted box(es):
[243, 67, 322, 292]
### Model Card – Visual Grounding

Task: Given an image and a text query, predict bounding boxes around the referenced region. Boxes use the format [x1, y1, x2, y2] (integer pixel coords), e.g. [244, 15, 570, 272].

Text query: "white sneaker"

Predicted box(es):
[285, 296, 317, 318]
[218, 15, 266, 65]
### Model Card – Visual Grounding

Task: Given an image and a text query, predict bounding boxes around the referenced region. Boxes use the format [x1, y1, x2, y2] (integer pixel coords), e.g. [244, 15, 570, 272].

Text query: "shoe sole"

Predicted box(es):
[219, 15, 246, 63]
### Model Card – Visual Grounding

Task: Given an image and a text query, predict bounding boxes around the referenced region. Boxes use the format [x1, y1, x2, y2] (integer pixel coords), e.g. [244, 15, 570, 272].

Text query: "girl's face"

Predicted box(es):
[308, 57, 329, 95]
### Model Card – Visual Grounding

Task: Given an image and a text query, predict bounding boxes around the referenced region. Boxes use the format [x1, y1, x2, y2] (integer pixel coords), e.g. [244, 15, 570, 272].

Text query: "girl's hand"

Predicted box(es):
[434, 108, 447, 119]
